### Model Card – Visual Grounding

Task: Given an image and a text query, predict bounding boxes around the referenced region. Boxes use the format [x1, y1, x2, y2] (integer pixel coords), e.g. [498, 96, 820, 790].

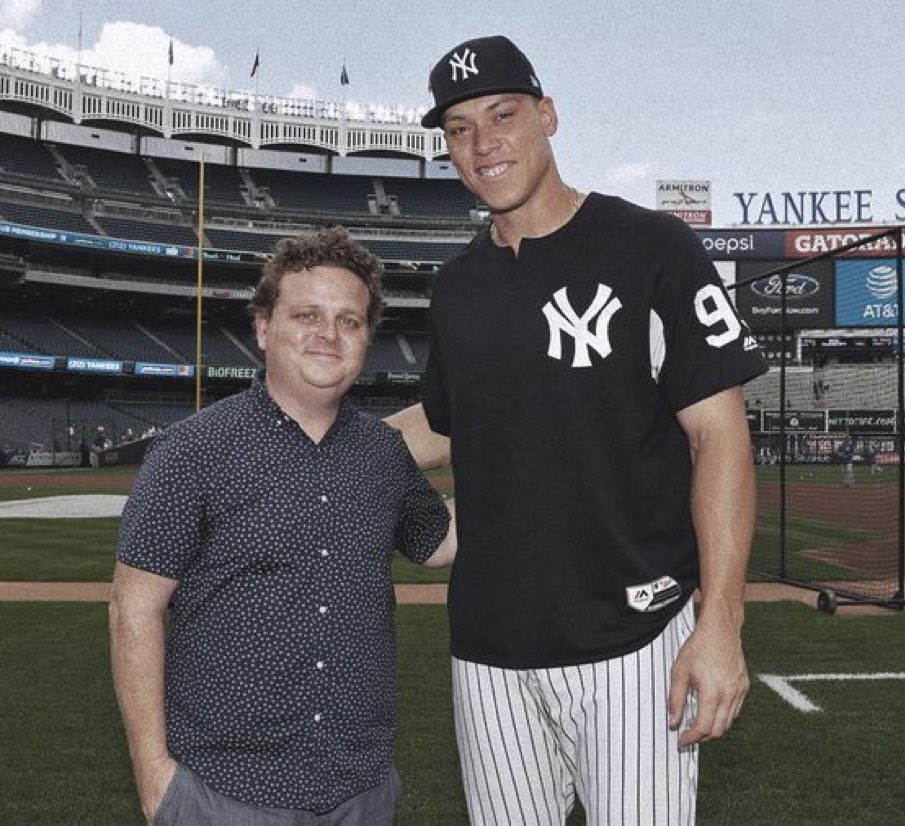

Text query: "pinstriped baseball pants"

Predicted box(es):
[451, 600, 698, 825]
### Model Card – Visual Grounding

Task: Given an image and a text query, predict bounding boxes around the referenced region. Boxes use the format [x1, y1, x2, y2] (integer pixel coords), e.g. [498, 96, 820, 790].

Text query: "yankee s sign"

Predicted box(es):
[733, 188, 905, 225]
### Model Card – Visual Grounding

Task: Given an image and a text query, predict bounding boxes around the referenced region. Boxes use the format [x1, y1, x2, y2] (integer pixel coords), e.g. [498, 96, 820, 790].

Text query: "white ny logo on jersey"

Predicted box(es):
[542, 284, 622, 368]
[449, 48, 479, 82]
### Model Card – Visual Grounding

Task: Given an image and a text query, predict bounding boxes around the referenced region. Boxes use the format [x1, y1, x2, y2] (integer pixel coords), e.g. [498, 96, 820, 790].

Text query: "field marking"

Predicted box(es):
[758, 672, 905, 713]
[0, 494, 126, 518]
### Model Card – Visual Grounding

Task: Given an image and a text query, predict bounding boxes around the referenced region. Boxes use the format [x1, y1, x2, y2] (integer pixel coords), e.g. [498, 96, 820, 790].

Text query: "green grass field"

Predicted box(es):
[0, 602, 903, 824]
[1, 466, 904, 823]
[3, 464, 901, 589]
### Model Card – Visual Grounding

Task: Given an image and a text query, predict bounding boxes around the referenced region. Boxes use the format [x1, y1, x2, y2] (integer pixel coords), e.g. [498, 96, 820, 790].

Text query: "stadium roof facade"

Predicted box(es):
[0, 43, 449, 161]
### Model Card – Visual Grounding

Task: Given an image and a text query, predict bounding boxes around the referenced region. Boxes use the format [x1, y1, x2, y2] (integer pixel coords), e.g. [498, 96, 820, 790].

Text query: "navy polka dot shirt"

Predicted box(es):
[117, 380, 450, 812]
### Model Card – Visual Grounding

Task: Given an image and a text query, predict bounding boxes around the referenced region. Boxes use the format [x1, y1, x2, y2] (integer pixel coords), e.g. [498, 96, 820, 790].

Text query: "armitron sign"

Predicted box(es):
[656, 180, 712, 226]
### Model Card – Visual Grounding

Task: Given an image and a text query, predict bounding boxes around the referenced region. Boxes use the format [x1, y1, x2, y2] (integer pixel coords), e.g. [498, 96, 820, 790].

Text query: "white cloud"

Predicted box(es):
[0, 19, 226, 87]
[0, 0, 41, 31]
[92, 22, 225, 85]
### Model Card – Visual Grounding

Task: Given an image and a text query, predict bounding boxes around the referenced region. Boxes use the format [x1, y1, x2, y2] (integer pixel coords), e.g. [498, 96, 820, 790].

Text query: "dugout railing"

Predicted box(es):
[733, 226, 905, 612]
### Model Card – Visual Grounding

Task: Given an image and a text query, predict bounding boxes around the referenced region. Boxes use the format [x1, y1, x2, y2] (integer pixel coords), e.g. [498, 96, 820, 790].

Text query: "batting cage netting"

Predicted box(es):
[732, 226, 905, 611]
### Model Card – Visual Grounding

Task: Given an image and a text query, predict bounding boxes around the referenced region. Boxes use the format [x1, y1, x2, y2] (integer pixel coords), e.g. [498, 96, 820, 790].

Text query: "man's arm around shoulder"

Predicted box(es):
[109, 561, 179, 824]
[385, 403, 451, 470]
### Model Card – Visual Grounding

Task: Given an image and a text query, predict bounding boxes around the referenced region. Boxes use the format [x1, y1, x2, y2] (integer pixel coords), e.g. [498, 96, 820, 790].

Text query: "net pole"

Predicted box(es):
[779, 268, 788, 579]
[194, 154, 206, 412]
[897, 226, 905, 601]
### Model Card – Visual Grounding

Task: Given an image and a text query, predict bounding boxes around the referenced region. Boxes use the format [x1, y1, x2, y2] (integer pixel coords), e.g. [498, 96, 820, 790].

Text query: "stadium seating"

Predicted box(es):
[108, 399, 197, 430]
[815, 365, 898, 409]
[0, 312, 103, 358]
[94, 214, 199, 246]
[362, 238, 467, 262]
[151, 158, 247, 206]
[363, 333, 414, 375]
[249, 169, 374, 214]
[0, 327, 28, 353]
[206, 226, 280, 254]
[382, 177, 476, 218]
[138, 319, 261, 367]
[407, 333, 430, 368]
[0, 133, 61, 182]
[52, 144, 158, 198]
[0, 199, 96, 234]
[0, 396, 149, 449]
[0, 117, 475, 457]
[60, 318, 181, 363]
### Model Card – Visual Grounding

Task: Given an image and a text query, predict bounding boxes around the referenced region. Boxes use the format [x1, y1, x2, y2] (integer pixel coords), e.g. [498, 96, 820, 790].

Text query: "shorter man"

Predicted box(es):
[110, 227, 455, 825]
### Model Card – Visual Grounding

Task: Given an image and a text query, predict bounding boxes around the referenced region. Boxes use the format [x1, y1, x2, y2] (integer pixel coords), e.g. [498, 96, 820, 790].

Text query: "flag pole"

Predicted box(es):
[74, 12, 84, 122]
[195, 153, 206, 411]
[340, 59, 349, 155]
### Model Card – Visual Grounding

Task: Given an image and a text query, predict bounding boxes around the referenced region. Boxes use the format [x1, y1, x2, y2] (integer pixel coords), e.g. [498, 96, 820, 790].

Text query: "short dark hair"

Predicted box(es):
[249, 226, 383, 331]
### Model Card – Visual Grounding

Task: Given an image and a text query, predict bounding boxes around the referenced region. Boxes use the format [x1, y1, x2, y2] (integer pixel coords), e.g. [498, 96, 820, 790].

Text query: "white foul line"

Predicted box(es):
[758, 672, 905, 713]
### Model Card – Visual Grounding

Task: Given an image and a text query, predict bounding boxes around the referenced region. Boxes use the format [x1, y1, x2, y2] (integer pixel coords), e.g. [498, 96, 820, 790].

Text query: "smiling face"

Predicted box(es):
[255, 265, 370, 408]
[442, 92, 560, 218]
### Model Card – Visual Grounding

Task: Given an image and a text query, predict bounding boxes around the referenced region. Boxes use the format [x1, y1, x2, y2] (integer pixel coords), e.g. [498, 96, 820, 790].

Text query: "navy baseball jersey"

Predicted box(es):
[422, 193, 767, 669]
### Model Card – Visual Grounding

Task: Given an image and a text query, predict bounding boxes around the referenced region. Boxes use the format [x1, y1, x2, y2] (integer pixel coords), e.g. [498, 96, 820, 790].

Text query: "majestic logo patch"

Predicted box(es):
[542, 284, 621, 368]
[626, 575, 682, 613]
[449, 48, 479, 82]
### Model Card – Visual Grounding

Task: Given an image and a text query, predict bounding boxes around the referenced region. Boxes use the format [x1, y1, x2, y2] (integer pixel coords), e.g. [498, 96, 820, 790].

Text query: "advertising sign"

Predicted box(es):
[827, 410, 896, 433]
[134, 362, 195, 378]
[763, 410, 828, 432]
[656, 180, 712, 226]
[785, 228, 901, 258]
[205, 365, 260, 380]
[0, 351, 55, 370]
[835, 259, 900, 327]
[0, 221, 263, 264]
[736, 259, 834, 330]
[67, 357, 124, 374]
[696, 229, 786, 260]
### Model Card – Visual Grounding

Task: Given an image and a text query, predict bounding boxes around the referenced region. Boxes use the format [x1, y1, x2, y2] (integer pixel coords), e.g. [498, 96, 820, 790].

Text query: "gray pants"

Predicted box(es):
[154, 763, 402, 826]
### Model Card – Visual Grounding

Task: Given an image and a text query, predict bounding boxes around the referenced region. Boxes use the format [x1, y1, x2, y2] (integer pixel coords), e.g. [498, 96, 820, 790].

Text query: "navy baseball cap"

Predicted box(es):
[422, 35, 544, 129]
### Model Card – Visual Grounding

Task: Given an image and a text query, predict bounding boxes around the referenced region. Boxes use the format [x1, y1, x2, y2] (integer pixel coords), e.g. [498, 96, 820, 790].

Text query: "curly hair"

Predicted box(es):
[249, 226, 383, 331]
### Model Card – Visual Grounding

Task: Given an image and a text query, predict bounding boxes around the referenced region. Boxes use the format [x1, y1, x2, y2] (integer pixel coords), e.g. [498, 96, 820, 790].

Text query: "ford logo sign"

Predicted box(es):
[750, 273, 820, 299]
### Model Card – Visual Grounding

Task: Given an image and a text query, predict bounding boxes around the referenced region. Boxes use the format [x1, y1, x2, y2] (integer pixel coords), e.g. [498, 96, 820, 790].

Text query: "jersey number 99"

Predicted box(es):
[694, 284, 741, 348]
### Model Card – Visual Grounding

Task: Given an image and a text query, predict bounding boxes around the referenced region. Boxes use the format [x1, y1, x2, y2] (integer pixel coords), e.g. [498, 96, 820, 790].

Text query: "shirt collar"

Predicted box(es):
[249, 376, 355, 443]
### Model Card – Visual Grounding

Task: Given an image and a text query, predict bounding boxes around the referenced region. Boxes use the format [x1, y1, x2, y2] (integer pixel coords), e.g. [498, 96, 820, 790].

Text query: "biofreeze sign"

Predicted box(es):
[733, 189, 905, 225]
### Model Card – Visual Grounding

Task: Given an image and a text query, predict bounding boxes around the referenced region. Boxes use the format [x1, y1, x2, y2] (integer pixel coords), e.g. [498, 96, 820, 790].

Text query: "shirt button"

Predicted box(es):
[316, 661, 325, 670]
[318, 605, 328, 615]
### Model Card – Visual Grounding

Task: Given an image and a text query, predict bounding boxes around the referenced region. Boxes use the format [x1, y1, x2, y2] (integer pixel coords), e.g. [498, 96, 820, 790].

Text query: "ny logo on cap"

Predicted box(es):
[449, 48, 479, 82]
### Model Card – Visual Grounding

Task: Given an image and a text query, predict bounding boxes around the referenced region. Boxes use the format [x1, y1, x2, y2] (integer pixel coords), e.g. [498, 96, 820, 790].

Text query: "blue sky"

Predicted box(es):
[1, 0, 902, 225]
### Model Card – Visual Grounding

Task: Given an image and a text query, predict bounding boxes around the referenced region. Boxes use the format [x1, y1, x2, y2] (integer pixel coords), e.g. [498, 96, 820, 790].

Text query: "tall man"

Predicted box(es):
[388, 35, 767, 824]
[110, 227, 455, 825]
